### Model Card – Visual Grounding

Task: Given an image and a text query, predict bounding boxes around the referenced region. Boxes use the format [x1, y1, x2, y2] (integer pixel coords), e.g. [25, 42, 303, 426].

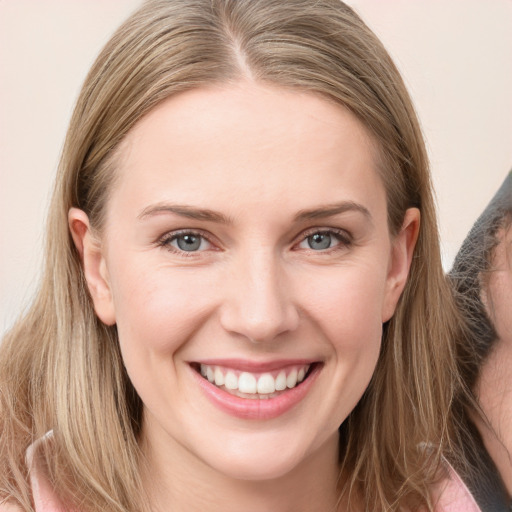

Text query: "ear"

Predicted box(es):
[381, 208, 420, 322]
[68, 208, 116, 325]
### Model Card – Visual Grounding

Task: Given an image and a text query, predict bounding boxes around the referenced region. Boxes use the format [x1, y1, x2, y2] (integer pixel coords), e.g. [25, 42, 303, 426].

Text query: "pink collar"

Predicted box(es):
[430, 460, 482, 511]
[26, 432, 71, 512]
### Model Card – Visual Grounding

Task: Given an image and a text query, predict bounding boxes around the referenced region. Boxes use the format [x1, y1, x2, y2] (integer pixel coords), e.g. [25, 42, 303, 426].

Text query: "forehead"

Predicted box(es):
[108, 82, 386, 222]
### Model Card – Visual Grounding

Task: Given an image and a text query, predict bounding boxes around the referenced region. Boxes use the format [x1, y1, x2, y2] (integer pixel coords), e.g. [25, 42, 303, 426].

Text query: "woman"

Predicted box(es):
[0, 1, 471, 510]
[450, 171, 512, 511]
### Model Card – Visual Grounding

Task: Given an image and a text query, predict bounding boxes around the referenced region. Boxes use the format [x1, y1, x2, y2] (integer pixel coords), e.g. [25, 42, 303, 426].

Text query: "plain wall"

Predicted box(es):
[1, 0, 511, 335]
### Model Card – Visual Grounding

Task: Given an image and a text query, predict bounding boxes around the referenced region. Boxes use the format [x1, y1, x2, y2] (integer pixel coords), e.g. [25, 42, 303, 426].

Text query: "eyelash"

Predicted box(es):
[156, 227, 353, 255]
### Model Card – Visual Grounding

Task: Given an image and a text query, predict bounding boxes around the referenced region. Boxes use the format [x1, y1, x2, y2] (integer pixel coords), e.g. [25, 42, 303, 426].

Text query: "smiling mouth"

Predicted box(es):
[191, 363, 316, 399]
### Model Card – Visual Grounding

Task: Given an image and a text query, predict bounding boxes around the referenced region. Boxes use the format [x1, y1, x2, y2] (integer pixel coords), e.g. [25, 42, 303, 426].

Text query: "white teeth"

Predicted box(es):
[198, 364, 312, 395]
[275, 371, 287, 391]
[286, 369, 298, 388]
[225, 371, 238, 390]
[257, 373, 275, 394]
[214, 367, 224, 386]
[238, 372, 257, 394]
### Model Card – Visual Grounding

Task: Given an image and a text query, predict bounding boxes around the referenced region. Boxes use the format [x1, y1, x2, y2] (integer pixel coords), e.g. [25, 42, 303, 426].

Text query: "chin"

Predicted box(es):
[199, 432, 317, 482]
[212, 454, 303, 482]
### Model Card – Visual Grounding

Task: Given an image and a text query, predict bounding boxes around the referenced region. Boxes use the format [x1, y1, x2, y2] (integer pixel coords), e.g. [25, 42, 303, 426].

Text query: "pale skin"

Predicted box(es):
[68, 82, 419, 512]
[474, 223, 512, 498]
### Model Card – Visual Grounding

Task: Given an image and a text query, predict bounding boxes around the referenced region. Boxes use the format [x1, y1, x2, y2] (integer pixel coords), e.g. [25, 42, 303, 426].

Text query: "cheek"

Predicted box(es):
[487, 274, 512, 342]
[299, 266, 385, 427]
[106, 264, 217, 419]
[108, 263, 215, 356]
[301, 263, 387, 349]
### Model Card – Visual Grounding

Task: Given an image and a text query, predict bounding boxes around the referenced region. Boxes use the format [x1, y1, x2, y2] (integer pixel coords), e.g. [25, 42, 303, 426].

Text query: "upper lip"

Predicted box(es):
[190, 358, 320, 373]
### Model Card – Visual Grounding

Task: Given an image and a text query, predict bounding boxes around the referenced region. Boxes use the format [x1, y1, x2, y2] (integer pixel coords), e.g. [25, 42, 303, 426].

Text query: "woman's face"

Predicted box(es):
[71, 82, 417, 482]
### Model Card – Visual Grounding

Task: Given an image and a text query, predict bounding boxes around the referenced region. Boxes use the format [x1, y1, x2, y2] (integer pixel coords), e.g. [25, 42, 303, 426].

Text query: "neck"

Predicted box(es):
[140, 422, 344, 512]
[473, 339, 512, 498]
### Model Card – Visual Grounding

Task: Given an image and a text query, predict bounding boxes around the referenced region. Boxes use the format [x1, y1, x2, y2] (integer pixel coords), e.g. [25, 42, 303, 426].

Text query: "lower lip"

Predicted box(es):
[191, 364, 320, 420]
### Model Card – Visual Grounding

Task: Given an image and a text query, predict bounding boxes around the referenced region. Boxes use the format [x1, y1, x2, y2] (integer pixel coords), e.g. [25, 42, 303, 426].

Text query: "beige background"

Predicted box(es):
[1, 0, 511, 335]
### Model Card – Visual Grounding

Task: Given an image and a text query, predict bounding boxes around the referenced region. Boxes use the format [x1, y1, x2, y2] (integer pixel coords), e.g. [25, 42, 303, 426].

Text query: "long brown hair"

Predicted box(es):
[1, 1, 464, 510]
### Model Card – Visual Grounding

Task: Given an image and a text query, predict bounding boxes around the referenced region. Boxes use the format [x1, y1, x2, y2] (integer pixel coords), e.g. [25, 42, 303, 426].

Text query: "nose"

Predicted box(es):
[219, 249, 300, 343]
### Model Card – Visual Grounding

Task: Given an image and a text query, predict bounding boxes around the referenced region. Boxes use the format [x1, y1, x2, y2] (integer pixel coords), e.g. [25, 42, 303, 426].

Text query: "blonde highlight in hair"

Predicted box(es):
[1, 1, 464, 510]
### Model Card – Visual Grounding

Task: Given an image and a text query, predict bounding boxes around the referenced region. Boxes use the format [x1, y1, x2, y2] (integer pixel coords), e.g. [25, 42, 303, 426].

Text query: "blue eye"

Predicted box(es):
[173, 234, 203, 251]
[307, 233, 333, 250]
[159, 232, 212, 253]
[298, 230, 350, 251]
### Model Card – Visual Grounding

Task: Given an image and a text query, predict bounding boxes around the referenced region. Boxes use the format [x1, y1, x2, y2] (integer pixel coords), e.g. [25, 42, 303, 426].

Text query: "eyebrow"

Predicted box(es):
[137, 200, 372, 224]
[137, 203, 232, 224]
[294, 201, 373, 223]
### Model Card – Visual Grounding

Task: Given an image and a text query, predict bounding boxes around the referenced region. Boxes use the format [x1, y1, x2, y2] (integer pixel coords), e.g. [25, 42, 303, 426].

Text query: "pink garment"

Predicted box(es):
[16, 435, 482, 512]
[25, 433, 70, 512]
[431, 461, 482, 512]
